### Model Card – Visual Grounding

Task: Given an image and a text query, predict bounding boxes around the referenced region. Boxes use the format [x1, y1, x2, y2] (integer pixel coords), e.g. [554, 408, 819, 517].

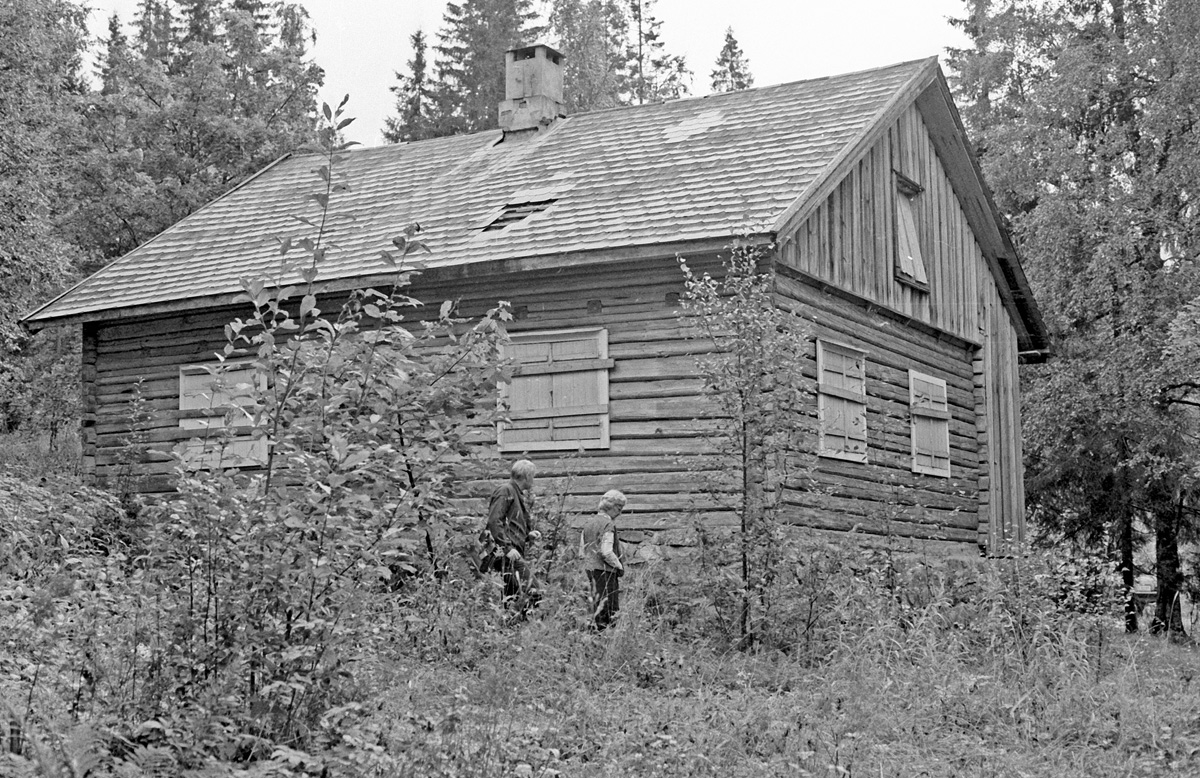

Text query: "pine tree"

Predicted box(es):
[548, 0, 628, 113]
[384, 30, 435, 142]
[623, 0, 689, 104]
[98, 13, 130, 95]
[432, 0, 545, 136]
[710, 27, 752, 92]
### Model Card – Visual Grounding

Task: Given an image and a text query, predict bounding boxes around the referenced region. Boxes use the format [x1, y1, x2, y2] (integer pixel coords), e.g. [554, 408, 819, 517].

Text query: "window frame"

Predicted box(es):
[178, 361, 267, 468]
[816, 339, 869, 463]
[894, 171, 930, 291]
[908, 369, 951, 478]
[498, 326, 613, 453]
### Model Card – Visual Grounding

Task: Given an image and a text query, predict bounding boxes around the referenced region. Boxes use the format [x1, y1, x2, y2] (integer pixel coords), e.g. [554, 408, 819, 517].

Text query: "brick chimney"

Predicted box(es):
[499, 44, 566, 134]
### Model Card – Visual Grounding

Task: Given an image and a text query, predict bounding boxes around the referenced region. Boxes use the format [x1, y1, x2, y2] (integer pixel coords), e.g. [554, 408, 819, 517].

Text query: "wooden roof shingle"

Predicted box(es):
[24, 56, 1044, 354]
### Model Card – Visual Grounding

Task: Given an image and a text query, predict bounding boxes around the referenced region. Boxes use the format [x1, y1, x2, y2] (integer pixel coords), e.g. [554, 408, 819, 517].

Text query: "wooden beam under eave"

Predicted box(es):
[20, 234, 772, 331]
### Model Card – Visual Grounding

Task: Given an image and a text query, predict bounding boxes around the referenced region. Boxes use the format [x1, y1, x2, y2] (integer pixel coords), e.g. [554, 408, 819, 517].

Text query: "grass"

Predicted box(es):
[0, 430, 80, 480]
[353, 570, 1200, 778]
[2, 455, 1198, 777]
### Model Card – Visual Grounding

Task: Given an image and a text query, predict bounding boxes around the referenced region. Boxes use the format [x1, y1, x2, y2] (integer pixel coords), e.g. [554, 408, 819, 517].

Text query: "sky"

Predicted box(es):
[85, 0, 971, 146]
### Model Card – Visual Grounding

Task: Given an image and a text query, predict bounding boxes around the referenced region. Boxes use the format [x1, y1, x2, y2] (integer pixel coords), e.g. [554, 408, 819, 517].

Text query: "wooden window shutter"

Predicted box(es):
[178, 363, 267, 468]
[500, 328, 612, 452]
[816, 340, 868, 463]
[909, 369, 951, 477]
[894, 173, 929, 288]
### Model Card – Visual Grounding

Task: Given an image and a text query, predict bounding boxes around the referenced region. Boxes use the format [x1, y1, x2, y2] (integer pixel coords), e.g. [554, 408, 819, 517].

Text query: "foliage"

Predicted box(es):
[384, 30, 436, 143]
[69, 0, 323, 263]
[427, 0, 545, 138]
[710, 27, 754, 93]
[0, 0, 89, 444]
[679, 243, 814, 649]
[547, 0, 629, 112]
[622, 0, 691, 104]
[0, 0, 86, 351]
[948, 0, 1200, 636]
[2, 0, 325, 438]
[4, 448, 1200, 776]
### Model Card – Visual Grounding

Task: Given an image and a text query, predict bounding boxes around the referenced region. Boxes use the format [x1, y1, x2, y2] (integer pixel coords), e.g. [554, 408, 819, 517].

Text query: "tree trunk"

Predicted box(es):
[1120, 514, 1138, 633]
[1150, 499, 1187, 639]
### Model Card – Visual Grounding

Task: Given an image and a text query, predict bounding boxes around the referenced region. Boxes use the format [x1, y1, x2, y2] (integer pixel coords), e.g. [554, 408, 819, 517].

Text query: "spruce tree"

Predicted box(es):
[432, 0, 544, 136]
[384, 30, 436, 142]
[548, 0, 628, 113]
[98, 13, 130, 95]
[710, 27, 753, 92]
[178, 0, 221, 45]
[134, 0, 175, 62]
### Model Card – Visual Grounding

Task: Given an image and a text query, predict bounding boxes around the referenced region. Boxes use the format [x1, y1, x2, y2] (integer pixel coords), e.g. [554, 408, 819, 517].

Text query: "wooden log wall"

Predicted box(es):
[777, 102, 1025, 552]
[774, 273, 981, 546]
[82, 257, 738, 534]
[82, 246, 993, 552]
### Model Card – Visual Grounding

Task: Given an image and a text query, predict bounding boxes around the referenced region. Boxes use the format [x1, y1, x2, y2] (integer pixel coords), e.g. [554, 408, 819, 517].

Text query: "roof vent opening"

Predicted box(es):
[499, 44, 567, 134]
[482, 199, 558, 231]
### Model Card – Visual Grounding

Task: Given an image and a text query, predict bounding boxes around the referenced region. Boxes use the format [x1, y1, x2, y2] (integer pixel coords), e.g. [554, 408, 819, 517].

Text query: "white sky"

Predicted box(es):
[85, 0, 971, 146]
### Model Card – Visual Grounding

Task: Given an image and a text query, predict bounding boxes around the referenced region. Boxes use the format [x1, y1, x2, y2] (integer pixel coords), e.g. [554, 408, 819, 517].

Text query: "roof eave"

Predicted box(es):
[21, 234, 774, 330]
[19, 152, 297, 332]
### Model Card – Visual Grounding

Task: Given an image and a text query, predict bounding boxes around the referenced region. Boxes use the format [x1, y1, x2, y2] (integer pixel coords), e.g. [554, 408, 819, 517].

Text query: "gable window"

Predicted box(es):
[816, 340, 868, 463]
[178, 362, 267, 467]
[909, 370, 951, 477]
[499, 327, 613, 452]
[894, 172, 929, 288]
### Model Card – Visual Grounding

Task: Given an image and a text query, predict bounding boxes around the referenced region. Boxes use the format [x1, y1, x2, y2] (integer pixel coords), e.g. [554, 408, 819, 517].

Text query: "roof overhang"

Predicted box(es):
[771, 58, 1049, 358]
[21, 234, 771, 331]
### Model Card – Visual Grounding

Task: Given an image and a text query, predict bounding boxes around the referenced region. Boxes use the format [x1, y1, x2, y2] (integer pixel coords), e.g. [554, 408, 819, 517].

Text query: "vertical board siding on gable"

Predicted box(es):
[785, 105, 979, 342]
[778, 102, 1023, 551]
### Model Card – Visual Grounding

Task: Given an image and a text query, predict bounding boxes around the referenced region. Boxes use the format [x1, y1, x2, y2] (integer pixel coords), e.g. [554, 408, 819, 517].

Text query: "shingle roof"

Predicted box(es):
[26, 58, 935, 324]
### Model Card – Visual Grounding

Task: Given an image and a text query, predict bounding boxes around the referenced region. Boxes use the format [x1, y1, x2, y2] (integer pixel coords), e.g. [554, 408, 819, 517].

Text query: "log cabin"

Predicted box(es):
[23, 46, 1048, 557]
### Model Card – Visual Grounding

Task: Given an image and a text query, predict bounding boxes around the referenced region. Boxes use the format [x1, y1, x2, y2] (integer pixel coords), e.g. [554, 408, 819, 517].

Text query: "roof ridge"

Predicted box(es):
[329, 57, 941, 153]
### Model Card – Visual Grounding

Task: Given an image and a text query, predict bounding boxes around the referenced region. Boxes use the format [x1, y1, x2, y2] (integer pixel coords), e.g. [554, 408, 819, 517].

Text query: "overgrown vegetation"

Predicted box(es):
[678, 244, 814, 649]
[4, 465, 1199, 775]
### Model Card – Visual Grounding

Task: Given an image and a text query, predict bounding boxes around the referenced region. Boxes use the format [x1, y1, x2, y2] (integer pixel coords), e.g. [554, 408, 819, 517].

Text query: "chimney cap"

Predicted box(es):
[507, 43, 565, 65]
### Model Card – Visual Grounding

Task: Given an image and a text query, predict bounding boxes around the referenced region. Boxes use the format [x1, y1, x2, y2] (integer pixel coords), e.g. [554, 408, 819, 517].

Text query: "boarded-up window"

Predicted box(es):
[909, 370, 951, 477]
[499, 328, 613, 452]
[895, 173, 929, 287]
[178, 363, 266, 467]
[817, 340, 868, 462]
